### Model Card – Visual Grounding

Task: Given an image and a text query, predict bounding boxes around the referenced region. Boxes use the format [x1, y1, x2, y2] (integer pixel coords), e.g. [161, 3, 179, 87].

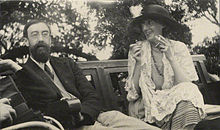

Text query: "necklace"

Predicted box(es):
[151, 51, 163, 76]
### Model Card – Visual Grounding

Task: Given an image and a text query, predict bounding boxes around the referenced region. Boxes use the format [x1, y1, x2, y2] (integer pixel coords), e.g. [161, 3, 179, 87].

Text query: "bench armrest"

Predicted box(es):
[2, 121, 60, 130]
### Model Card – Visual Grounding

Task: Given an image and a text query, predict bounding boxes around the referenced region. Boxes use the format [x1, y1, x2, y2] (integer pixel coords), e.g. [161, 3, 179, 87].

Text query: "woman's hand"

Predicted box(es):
[154, 36, 191, 84]
[129, 44, 142, 64]
[155, 35, 175, 61]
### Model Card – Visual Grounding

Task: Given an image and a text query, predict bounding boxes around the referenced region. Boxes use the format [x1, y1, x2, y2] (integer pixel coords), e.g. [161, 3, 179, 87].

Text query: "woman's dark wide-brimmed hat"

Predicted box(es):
[134, 4, 181, 29]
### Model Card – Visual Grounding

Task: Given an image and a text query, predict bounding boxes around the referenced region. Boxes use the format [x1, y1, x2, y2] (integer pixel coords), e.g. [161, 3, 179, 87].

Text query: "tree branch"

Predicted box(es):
[207, 9, 219, 25]
[202, 12, 220, 27]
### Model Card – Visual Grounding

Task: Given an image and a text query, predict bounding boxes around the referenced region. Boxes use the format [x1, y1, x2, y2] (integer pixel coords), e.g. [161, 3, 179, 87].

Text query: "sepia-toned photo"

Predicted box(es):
[0, 0, 220, 129]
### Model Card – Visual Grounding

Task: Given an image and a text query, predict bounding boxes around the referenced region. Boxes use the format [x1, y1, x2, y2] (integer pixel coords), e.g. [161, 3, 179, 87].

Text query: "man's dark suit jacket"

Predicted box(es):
[14, 56, 102, 128]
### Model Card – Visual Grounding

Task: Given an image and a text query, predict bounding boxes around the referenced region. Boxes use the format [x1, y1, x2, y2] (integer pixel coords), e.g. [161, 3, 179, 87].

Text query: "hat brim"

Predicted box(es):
[133, 13, 182, 30]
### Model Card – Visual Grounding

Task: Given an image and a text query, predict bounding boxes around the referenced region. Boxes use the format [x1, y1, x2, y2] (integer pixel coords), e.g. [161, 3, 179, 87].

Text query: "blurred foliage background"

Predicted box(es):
[0, 0, 219, 75]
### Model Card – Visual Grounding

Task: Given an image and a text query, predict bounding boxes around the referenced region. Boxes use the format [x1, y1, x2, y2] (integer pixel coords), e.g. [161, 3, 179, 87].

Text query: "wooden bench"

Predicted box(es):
[77, 54, 220, 115]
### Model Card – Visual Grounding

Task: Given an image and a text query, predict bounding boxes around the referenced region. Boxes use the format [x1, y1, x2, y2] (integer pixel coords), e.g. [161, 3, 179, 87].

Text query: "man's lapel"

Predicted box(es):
[24, 58, 62, 97]
[50, 57, 80, 97]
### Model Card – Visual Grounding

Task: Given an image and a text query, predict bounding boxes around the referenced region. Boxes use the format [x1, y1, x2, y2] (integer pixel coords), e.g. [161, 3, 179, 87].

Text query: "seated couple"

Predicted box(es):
[0, 19, 159, 130]
[0, 4, 206, 130]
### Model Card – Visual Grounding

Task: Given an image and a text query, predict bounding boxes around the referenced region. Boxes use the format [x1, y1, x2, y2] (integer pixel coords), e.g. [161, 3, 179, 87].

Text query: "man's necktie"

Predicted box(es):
[44, 64, 54, 79]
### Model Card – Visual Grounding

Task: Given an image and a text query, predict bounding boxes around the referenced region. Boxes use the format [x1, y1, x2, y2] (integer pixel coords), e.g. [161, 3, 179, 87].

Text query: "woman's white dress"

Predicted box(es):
[125, 39, 206, 125]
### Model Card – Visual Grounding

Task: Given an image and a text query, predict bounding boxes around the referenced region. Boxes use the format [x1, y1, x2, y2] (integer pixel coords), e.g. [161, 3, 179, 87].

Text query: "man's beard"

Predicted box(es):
[30, 41, 51, 63]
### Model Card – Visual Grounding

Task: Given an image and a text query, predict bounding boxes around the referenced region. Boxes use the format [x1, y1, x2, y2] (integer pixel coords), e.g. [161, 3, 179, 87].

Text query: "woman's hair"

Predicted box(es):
[127, 17, 146, 46]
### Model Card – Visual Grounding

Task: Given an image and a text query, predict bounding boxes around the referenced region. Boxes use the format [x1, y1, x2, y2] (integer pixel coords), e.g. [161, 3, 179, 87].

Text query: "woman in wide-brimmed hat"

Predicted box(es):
[125, 4, 206, 130]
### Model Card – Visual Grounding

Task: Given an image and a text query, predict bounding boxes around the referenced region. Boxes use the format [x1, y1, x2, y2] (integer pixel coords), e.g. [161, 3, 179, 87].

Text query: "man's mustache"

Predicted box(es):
[34, 41, 50, 49]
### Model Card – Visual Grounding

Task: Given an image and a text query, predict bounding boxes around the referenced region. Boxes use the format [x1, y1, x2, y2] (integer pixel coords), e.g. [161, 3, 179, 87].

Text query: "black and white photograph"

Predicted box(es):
[0, 0, 220, 129]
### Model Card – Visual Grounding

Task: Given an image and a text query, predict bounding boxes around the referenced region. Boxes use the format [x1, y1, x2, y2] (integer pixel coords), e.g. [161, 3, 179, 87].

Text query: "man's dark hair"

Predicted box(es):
[23, 19, 51, 38]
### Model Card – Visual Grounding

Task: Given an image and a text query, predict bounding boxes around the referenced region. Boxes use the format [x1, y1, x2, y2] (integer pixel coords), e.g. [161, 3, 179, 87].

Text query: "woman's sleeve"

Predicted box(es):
[173, 41, 199, 81]
[125, 78, 140, 102]
[125, 51, 140, 102]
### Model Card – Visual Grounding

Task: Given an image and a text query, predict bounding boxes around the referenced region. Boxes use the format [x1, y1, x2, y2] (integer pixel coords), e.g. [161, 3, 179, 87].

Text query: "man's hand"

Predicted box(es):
[0, 98, 17, 124]
[0, 59, 22, 72]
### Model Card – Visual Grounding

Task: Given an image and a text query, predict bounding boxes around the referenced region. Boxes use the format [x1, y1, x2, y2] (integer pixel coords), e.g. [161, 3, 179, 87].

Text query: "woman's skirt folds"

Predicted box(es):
[128, 82, 206, 127]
